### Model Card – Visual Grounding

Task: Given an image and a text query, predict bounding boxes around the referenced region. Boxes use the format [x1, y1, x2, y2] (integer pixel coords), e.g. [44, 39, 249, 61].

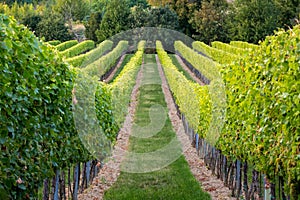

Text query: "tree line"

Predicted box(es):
[0, 0, 299, 44]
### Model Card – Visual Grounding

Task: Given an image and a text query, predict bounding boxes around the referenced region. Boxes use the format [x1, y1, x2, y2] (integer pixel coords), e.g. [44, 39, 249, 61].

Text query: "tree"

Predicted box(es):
[84, 11, 103, 41]
[172, 0, 201, 35]
[0, 2, 44, 22]
[0, 0, 43, 5]
[147, 0, 173, 6]
[129, 4, 180, 31]
[226, 0, 280, 43]
[147, 0, 206, 36]
[96, 0, 131, 42]
[128, 4, 150, 28]
[85, 0, 110, 41]
[53, 0, 90, 28]
[274, 0, 300, 28]
[22, 14, 41, 33]
[35, 11, 74, 42]
[128, 0, 149, 8]
[189, 0, 229, 44]
[146, 6, 180, 30]
[90, 0, 109, 13]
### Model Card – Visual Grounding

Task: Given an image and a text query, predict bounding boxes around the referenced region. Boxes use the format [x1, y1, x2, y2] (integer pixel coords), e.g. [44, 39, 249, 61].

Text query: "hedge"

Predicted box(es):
[192, 41, 238, 65]
[66, 40, 113, 68]
[47, 40, 61, 46]
[109, 41, 145, 126]
[229, 40, 260, 50]
[82, 40, 128, 78]
[60, 40, 95, 58]
[157, 41, 211, 137]
[211, 41, 249, 56]
[55, 40, 78, 51]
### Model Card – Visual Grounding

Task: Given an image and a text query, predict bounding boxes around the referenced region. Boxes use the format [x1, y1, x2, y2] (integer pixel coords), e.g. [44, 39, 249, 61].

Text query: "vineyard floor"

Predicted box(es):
[169, 54, 195, 82]
[105, 54, 133, 83]
[172, 54, 204, 85]
[78, 54, 233, 200]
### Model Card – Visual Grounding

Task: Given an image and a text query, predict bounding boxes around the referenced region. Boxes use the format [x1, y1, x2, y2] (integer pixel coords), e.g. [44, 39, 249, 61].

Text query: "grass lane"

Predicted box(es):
[169, 54, 195, 82]
[107, 54, 134, 83]
[103, 54, 210, 200]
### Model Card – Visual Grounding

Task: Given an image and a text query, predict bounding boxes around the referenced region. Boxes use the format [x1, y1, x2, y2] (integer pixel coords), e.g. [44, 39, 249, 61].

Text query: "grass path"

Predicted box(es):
[106, 54, 133, 83]
[169, 54, 195, 82]
[103, 54, 211, 200]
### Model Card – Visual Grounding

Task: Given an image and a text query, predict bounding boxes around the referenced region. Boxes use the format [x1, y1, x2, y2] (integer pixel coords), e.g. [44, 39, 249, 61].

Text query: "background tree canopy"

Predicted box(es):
[0, 0, 299, 43]
[95, 0, 131, 42]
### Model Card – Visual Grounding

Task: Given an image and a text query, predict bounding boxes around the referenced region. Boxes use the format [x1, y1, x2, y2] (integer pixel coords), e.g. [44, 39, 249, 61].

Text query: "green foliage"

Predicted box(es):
[95, 82, 119, 144]
[192, 41, 239, 64]
[175, 41, 219, 81]
[55, 40, 78, 51]
[0, 0, 43, 5]
[0, 2, 44, 22]
[189, 0, 229, 44]
[147, 0, 200, 35]
[128, 0, 149, 8]
[226, 0, 280, 44]
[0, 2, 43, 34]
[175, 41, 226, 145]
[211, 41, 249, 56]
[73, 68, 117, 159]
[148, 0, 299, 43]
[218, 25, 300, 197]
[89, 1, 149, 41]
[60, 40, 95, 58]
[0, 2, 82, 41]
[21, 14, 41, 32]
[82, 40, 128, 77]
[66, 40, 113, 68]
[177, 27, 300, 196]
[109, 40, 145, 126]
[0, 14, 126, 198]
[195, 85, 212, 136]
[47, 40, 61, 46]
[35, 12, 74, 42]
[157, 41, 211, 137]
[128, 4, 150, 28]
[0, 14, 90, 199]
[129, 5, 180, 30]
[53, 0, 90, 22]
[96, 0, 131, 42]
[75, 40, 145, 158]
[275, 0, 300, 28]
[90, 0, 109, 13]
[229, 40, 260, 50]
[84, 11, 102, 41]
[168, 0, 196, 35]
[147, 6, 180, 30]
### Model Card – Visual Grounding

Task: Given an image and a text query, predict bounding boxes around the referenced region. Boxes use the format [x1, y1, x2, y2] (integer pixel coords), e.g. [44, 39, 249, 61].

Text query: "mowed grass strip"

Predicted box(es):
[108, 54, 133, 83]
[104, 54, 211, 200]
[169, 54, 195, 82]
